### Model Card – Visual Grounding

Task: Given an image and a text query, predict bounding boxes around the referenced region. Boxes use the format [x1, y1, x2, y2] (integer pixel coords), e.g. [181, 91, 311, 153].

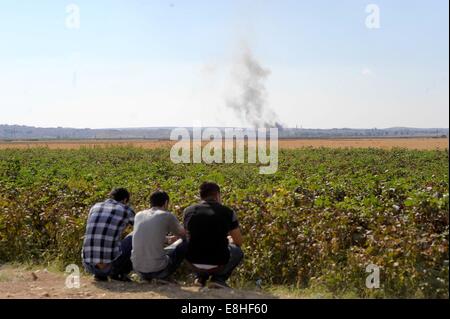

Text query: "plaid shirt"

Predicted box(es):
[82, 199, 135, 264]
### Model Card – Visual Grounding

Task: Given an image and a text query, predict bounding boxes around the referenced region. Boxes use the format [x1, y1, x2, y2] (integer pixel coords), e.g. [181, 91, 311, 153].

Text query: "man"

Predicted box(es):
[183, 182, 244, 289]
[131, 191, 187, 282]
[82, 188, 135, 282]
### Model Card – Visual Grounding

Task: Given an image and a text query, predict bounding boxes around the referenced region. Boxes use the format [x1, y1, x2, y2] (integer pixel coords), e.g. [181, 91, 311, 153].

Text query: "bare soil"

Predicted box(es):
[0, 265, 278, 299]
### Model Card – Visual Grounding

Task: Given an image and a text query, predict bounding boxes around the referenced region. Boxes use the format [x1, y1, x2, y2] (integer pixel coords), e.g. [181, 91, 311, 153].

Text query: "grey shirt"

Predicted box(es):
[131, 208, 184, 273]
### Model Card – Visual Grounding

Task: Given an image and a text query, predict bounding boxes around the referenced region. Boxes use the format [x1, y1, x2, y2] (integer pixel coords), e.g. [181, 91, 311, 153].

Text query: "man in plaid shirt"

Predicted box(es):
[82, 188, 135, 281]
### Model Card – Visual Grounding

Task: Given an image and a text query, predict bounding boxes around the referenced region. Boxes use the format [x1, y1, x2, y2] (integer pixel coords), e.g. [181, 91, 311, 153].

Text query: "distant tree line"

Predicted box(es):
[0, 124, 448, 140]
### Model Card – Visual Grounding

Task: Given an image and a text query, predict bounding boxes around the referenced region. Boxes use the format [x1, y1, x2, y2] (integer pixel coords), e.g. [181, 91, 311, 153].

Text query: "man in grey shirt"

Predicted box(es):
[131, 191, 187, 281]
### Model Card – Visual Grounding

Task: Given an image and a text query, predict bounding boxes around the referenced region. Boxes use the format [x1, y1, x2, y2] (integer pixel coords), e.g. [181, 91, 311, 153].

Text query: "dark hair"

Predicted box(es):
[200, 182, 220, 200]
[150, 191, 170, 207]
[109, 188, 130, 202]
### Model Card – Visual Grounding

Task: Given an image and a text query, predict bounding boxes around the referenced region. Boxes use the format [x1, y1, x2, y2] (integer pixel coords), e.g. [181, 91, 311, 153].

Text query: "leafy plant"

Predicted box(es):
[0, 147, 448, 298]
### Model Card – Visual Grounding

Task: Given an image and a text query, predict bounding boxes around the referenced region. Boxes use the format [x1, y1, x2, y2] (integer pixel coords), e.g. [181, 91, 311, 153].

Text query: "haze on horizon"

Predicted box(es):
[0, 0, 448, 130]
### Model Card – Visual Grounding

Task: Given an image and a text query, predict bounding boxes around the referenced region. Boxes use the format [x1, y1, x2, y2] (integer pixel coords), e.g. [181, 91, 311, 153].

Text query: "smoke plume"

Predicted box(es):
[226, 46, 282, 128]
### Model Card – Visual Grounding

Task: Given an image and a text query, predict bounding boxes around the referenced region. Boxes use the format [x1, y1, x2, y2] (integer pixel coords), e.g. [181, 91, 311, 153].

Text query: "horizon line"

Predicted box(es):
[1, 124, 449, 131]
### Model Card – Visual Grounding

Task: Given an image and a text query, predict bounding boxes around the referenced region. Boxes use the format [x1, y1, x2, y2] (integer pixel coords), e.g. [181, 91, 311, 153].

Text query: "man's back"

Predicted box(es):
[82, 198, 135, 264]
[131, 208, 182, 273]
[184, 201, 239, 265]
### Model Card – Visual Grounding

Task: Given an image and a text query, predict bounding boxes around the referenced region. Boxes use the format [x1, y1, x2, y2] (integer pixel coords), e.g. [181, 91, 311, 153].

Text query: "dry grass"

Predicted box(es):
[278, 138, 448, 150]
[0, 138, 447, 150]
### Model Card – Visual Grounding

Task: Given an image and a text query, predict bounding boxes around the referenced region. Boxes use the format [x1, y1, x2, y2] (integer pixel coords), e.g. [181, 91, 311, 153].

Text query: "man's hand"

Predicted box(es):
[228, 235, 235, 244]
[166, 235, 179, 245]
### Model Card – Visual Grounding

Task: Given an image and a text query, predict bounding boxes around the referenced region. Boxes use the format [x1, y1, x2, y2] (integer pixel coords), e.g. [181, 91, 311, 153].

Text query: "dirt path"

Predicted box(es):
[0, 265, 278, 299]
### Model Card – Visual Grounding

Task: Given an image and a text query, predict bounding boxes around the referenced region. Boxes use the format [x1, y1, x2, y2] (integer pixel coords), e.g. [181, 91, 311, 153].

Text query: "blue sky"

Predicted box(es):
[0, 0, 448, 128]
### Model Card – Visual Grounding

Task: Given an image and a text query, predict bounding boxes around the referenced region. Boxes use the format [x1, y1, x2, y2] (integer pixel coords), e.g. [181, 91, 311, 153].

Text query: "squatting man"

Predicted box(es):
[82, 182, 244, 289]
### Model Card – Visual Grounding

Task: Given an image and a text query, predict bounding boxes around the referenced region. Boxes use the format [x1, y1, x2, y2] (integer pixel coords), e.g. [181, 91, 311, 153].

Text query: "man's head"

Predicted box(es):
[150, 190, 170, 209]
[109, 188, 130, 204]
[199, 182, 221, 202]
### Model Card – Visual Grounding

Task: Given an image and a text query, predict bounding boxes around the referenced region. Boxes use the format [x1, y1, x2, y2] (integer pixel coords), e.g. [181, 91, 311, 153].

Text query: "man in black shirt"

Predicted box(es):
[183, 182, 244, 288]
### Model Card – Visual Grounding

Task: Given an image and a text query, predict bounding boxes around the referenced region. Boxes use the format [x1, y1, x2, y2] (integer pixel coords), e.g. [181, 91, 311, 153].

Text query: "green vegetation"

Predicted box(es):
[0, 147, 448, 298]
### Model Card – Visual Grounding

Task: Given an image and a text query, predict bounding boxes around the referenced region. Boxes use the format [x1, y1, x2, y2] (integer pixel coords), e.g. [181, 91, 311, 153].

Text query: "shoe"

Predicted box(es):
[208, 279, 231, 289]
[94, 275, 108, 282]
[110, 274, 132, 282]
[154, 278, 174, 285]
[194, 276, 208, 287]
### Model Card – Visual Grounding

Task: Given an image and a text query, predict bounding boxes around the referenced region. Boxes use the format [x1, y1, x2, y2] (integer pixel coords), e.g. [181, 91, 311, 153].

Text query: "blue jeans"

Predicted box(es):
[83, 235, 133, 278]
[194, 244, 244, 282]
[139, 239, 188, 281]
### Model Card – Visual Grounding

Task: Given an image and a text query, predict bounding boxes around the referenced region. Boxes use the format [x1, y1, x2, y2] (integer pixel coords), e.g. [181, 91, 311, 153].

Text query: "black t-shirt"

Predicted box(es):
[183, 200, 239, 265]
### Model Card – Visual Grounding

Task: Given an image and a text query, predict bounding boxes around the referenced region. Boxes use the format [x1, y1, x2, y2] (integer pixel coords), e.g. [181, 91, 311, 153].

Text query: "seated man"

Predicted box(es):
[82, 188, 135, 282]
[183, 182, 244, 289]
[131, 191, 187, 282]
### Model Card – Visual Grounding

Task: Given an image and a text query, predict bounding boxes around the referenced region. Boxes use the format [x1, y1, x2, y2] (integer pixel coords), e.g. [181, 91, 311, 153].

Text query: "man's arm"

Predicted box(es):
[126, 207, 135, 226]
[168, 213, 187, 239]
[228, 227, 243, 246]
[167, 227, 186, 239]
[227, 209, 243, 246]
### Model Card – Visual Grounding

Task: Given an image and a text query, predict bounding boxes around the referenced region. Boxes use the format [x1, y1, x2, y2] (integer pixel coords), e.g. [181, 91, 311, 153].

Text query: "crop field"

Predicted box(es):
[0, 145, 448, 298]
[0, 137, 448, 150]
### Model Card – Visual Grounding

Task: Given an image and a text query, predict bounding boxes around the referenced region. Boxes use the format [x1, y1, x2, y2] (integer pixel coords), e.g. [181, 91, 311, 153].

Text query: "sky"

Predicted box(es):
[0, 0, 448, 129]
